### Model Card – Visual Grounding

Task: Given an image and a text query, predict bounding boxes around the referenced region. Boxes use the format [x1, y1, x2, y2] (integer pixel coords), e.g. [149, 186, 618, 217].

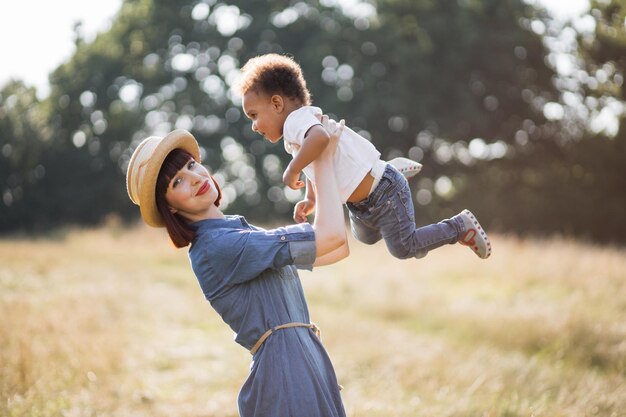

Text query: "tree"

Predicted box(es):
[0, 81, 50, 230]
[2, 0, 623, 243]
[452, 0, 626, 243]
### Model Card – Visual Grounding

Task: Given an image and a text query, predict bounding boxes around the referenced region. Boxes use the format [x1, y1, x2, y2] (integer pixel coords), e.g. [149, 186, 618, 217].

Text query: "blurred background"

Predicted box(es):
[1, 0, 624, 243]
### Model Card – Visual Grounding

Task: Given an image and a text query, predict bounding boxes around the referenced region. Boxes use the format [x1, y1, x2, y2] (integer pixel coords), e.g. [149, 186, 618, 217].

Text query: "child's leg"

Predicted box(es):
[388, 157, 422, 179]
[377, 180, 459, 259]
[348, 209, 382, 244]
[352, 165, 461, 259]
[348, 164, 491, 259]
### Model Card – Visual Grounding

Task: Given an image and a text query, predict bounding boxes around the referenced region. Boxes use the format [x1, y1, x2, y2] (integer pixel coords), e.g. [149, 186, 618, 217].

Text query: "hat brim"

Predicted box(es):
[127, 129, 200, 227]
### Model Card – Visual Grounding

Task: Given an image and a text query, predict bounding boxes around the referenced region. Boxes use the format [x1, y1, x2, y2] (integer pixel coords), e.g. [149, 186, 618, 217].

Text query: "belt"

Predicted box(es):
[250, 322, 321, 355]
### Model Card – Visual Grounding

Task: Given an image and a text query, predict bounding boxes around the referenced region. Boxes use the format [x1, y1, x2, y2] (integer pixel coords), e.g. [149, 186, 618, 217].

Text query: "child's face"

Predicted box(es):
[242, 90, 286, 143]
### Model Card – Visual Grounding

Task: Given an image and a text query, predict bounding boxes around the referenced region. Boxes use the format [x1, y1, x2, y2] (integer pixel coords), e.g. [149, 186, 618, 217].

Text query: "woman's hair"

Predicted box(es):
[155, 148, 222, 248]
[238, 53, 311, 105]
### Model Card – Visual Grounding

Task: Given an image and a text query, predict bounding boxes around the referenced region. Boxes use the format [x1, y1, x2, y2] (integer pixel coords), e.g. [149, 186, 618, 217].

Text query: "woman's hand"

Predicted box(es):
[319, 115, 344, 156]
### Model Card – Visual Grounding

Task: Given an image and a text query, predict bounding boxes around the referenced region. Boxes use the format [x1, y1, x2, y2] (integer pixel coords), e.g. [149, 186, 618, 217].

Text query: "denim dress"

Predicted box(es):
[188, 215, 345, 417]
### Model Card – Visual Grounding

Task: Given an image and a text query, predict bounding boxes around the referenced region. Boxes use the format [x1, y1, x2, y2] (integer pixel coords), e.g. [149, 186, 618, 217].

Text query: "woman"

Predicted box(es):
[126, 118, 349, 417]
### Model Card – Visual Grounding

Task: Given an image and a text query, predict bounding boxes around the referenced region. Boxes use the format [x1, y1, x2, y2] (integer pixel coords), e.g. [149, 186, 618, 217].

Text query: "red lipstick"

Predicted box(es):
[196, 180, 210, 196]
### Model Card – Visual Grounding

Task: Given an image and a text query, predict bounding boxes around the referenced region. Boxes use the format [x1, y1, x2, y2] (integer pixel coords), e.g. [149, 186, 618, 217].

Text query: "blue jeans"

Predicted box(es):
[346, 164, 464, 259]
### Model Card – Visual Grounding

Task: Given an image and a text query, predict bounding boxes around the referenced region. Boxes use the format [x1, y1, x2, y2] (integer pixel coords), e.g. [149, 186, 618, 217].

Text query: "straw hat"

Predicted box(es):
[126, 129, 200, 227]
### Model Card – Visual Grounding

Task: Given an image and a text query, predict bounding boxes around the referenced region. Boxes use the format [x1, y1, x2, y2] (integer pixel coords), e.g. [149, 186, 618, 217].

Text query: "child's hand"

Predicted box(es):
[293, 198, 316, 223]
[283, 166, 305, 190]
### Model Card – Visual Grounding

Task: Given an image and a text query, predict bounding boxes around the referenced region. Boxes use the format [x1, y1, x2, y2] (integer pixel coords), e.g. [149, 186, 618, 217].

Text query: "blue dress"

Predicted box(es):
[188, 215, 346, 417]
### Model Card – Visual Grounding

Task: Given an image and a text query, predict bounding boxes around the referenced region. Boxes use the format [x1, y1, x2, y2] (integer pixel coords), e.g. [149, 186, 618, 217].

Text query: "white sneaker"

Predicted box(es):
[458, 209, 491, 259]
[389, 157, 422, 179]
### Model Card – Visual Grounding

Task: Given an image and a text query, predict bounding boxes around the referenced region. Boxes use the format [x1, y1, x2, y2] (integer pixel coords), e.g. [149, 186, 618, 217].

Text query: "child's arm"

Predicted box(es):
[293, 178, 316, 223]
[283, 125, 330, 189]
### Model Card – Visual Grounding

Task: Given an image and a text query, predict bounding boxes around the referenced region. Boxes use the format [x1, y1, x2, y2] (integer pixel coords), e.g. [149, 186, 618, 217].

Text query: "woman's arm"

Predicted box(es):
[311, 118, 349, 264]
[313, 241, 350, 267]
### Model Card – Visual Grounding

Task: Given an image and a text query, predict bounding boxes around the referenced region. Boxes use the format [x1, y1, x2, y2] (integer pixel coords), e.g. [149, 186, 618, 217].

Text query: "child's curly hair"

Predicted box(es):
[238, 54, 311, 106]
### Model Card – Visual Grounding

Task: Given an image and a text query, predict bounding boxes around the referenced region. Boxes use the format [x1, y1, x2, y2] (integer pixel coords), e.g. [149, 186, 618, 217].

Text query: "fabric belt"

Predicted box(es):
[250, 322, 321, 355]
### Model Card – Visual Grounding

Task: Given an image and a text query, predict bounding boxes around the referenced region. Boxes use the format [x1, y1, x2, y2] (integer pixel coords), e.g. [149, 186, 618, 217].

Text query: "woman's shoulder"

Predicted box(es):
[189, 218, 234, 247]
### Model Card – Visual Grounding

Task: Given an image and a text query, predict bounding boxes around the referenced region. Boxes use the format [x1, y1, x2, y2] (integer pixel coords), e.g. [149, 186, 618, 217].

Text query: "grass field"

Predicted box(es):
[1, 222, 625, 417]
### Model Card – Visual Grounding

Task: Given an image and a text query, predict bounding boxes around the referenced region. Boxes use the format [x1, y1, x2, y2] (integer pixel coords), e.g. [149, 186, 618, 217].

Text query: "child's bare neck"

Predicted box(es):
[283, 98, 304, 115]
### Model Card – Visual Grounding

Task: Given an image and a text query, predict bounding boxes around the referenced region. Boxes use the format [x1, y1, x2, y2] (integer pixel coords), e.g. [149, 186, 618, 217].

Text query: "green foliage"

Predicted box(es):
[455, 136, 626, 242]
[0, 82, 50, 229]
[453, 0, 626, 243]
[0, 0, 624, 242]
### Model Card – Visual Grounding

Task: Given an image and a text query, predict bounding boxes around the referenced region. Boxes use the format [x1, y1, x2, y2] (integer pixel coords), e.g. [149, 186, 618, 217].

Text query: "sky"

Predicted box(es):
[0, 0, 122, 97]
[0, 0, 589, 99]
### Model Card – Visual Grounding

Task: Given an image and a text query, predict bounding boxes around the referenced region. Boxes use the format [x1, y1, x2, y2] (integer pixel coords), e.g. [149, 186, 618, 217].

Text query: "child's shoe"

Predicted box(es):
[389, 157, 422, 179]
[458, 209, 491, 259]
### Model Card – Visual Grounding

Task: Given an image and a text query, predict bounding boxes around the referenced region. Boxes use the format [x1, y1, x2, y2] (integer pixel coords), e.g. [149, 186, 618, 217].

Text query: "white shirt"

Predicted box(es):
[283, 106, 381, 203]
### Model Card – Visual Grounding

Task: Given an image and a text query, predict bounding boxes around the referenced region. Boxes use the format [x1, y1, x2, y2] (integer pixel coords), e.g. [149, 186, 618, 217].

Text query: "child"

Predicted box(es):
[238, 54, 491, 259]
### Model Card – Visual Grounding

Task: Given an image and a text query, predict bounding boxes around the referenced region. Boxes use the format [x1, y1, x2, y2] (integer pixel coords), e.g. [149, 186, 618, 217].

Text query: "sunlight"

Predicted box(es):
[0, 1, 122, 98]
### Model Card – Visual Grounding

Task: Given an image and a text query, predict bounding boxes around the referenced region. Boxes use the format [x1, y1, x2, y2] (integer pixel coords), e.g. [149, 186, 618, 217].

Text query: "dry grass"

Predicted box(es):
[1, 223, 625, 417]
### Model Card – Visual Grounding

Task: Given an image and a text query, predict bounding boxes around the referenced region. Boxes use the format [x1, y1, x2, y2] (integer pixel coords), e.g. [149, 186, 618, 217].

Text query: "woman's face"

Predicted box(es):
[165, 158, 220, 220]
